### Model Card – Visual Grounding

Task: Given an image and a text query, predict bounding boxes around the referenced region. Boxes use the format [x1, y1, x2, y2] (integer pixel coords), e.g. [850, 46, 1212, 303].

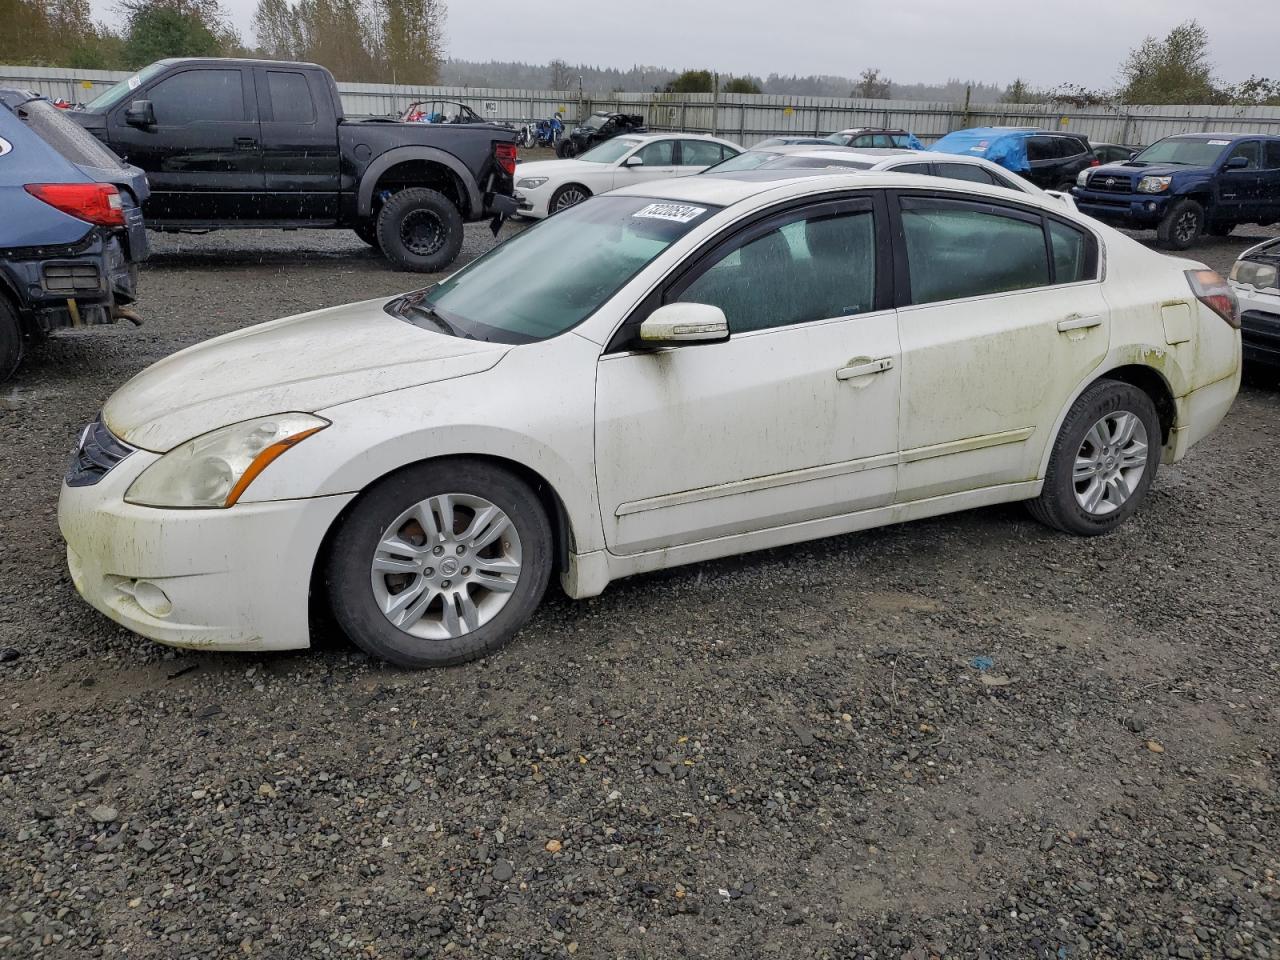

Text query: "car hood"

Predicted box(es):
[103, 297, 509, 452]
[516, 157, 607, 178]
[1096, 162, 1202, 179]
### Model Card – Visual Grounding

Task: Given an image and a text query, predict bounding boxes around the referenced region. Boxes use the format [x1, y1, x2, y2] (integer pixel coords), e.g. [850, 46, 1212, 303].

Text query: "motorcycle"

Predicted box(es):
[520, 115, 563, 149]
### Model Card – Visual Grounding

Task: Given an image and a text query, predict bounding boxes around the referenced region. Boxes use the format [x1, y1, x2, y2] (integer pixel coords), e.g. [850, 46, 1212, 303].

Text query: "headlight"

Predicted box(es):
[517, 177, 548, 189]
[1137, 176, 1172, 194]
[1076, 170, 1090, 187]
[1230, 259, 1279, 292]
[125, 413, 329, 509]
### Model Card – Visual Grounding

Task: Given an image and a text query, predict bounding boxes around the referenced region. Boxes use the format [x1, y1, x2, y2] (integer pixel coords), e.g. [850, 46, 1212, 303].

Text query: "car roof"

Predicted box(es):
[625, 132, 738, 146]
[609, 168, 1064, 211]
[1162, 132, 1279, 140]
[835, 127, 908, 135]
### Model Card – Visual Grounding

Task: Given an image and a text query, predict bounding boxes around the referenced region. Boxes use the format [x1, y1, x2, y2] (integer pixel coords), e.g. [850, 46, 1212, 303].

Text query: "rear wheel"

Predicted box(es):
[1156, 198, 1204, 250]
[1028, 380, 1160, 537]
[555, 139, 576, 159]
[0, 295, 23, 383]
[549, 183, 591, 215]
[375, 188, 464, 273]
[326, 460, 553, 668]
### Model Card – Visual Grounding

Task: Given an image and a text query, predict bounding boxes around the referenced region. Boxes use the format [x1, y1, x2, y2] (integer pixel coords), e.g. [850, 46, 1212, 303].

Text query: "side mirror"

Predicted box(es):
[1226, 155, 1249, 170]
[638, 302, 729, 346]
[125, 99, 155, 129]
[624, 154, 644, 167]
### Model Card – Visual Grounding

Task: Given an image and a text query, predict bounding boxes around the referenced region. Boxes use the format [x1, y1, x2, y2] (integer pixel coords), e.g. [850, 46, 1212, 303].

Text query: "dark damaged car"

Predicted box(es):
[0, 89, 148, 381]
[555, 111, 646, 158]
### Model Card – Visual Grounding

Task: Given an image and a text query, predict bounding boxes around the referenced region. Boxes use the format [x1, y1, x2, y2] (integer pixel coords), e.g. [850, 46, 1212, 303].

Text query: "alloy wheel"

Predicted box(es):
[553, 187, 587, 212]
[370, 493, 522, 640]
[1072, 411, 1149, 516]
[400, 209, 446, 257]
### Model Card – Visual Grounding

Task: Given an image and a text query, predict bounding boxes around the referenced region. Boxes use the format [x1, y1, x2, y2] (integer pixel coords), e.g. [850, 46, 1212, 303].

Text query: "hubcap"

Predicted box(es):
[1073, 411, 1149, 516]
[370, 493, 521, 640]
[401, 209, 445, 257]
[554, 188, 585, 212]
[1175, 212, 1197, 243]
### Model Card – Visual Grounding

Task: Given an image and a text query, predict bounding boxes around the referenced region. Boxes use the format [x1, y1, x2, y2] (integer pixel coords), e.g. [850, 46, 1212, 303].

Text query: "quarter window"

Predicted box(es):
[1267, 142, 1280, 170]
[267, 71, 314, 123]
[147, 69, 245, 123]
[676, 207, 877, 333]
[1049, 220, 1089, 283]
[900, 199, 1049, 304]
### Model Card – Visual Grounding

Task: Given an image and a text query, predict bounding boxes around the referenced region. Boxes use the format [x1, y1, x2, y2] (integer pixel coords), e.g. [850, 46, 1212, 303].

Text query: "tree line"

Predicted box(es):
[0, 0, 446, 84]
[1, 7, 1275, 108]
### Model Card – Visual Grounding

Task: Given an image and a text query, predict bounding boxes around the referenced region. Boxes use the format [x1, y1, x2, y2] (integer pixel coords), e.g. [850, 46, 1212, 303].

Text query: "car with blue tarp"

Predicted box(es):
[1073, 133, 1280, 249]
[0, 89, 149, 381]
[930, 126, 1097, 191]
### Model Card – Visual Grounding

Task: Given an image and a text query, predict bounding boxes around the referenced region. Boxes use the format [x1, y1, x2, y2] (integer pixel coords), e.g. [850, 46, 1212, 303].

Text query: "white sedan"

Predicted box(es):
[513, 133, 741, 217]
[60, 170, 1241, 667]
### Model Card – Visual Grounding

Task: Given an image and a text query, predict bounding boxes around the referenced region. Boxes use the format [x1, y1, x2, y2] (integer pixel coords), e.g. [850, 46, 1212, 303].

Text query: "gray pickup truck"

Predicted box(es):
[68, 58, 520, 271]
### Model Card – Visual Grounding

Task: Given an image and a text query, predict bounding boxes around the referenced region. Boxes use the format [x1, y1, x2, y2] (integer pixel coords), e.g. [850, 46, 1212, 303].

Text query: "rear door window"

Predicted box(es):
[935, 162, 997, 185]
[678, 139, 724, 166]
[900, 197, 1050, 304]
[148, 69, 246, 123]
[892, 162, 933, 175]
[1027, 136, 1055, 162]
[1266, 142, 1280, 170]
[266, 71, 314, 123]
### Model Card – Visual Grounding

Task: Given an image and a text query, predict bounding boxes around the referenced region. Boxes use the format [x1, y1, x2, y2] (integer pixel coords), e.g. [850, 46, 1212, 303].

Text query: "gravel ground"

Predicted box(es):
[0, 219, 1278, 959]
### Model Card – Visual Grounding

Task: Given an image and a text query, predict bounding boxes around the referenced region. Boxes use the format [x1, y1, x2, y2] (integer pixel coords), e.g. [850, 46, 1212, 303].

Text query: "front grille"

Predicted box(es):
[65, 417, 134, 487]
[1086, 173, 1135, 193]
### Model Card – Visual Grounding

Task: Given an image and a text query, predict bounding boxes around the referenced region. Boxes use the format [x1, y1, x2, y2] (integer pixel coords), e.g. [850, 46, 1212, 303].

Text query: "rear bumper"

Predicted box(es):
[1, 230, 140, 333]
[1168, 362, 1242, 462]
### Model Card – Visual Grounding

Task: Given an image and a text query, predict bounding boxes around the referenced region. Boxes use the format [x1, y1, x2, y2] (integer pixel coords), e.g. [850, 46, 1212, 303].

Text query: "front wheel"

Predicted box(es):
[1027, 380, 1161, 537]
[1156, 198, 1204, 250]
[555, 139, 576, 159]
[549, 183, 591, 215]
[375, 188, 464, 273]
[325, 460, 553, 668]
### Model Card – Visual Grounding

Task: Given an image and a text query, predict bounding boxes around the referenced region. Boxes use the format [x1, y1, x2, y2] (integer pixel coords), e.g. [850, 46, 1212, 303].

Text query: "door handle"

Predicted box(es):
[836, 357, 894, 380]
[235, 137, 258, 148]
[1056, 314, 1102, 333]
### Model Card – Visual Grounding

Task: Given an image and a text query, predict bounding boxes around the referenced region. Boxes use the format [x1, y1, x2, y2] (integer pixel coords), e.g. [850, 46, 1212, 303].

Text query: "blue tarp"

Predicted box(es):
[929, 127, 1030, 173]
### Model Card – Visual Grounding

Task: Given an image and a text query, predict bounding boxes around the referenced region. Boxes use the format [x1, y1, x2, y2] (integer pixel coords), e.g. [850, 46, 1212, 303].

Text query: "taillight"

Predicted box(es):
[1089, 158, 1100, 167]
[494, 142, 518, 176]
[1185, 269, 1240, 329]
[24, 183, 124, 227]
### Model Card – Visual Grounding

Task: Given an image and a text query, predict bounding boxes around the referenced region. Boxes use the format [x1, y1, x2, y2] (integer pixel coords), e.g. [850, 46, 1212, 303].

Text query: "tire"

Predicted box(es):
[325, 460, 553, 668]
[375, 188, 464, 273]
[0, 295, 22, 383]
[1027, 379, 1161, 537]
[1206, 222, 1236, 238]
[555, 139, 576, 159]
[1156, 198, 1204, 250]
[353, 220, 379, 247]
[548, 183, 591, 215]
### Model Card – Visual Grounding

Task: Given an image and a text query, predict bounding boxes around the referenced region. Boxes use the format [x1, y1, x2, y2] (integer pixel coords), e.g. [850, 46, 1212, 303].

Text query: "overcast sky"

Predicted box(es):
[89, 0, 1276, 89]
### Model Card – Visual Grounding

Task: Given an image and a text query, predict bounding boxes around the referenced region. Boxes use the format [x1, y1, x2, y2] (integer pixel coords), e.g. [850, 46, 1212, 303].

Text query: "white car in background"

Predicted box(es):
[1228, 236, 1280, 372]
[60, 171, 1240, 668]
[709, 146, 1077, 208]
[514, 133, 741, 217]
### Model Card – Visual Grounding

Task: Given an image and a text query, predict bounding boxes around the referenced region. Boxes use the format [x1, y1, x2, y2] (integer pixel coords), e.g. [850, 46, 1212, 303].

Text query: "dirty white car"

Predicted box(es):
[514, 133, 740, 217]
[59, 171, 1242, 667]
[1227, 236, 1280, 371]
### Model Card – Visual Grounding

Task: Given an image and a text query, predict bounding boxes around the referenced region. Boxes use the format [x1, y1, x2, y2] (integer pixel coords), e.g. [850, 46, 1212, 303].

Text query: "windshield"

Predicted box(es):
[823, 133, 850, 145]
[389, 195, 721, 343]
[702, 149, 779, 173]
[585, 114, 610, 130]
[1133, 138, 1230, 167]
[579, 137, 640, 163]
[83, 61, 169, 111]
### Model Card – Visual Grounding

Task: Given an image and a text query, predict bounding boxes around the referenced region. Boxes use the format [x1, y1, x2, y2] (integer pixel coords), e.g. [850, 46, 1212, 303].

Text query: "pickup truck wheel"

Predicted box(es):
[1156, 199, 1204, 250]
[353, 221, 379, 247]
[0, 296, 23, 383]
[376, 188, 464, 273]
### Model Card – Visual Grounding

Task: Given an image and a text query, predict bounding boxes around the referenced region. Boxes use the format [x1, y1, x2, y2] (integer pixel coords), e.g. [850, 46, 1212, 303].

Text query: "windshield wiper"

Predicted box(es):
[395, 300, 484, 341]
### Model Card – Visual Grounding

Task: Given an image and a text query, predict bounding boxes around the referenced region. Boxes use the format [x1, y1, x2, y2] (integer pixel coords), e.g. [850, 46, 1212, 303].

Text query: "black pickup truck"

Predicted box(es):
[68, 58, 519, 271]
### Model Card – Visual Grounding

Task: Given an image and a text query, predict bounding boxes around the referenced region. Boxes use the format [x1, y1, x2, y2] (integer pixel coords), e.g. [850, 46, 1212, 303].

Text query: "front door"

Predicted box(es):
[595, 196, 900, 556]
[107, 65, 263, 222]
[1218, 140, 1265, 222]
[611, 138, 682, 189]
[892, 192, 1110, 501]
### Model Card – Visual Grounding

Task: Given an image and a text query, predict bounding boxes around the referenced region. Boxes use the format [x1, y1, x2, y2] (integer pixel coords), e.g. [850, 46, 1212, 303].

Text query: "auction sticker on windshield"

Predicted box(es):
[1208, 140, 1231, 146]
[633, 203, 708, 223]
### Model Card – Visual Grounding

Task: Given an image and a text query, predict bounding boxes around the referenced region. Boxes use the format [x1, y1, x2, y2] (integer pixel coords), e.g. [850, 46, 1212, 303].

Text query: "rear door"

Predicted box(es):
[108, 65, 263, 221]
[892, 192, 1109, 501]
[253, 66, 340, 221]
[1258, 141, 1280, 222]
[673, 138, 725, 173]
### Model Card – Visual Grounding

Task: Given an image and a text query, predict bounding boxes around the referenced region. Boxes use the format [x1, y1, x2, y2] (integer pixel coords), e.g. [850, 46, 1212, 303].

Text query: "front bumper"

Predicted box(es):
[1231, 283, 1280, 369]
[512, 186, 551, 219]
[58, 440, 355, 652]
[1073, 191, 1169, 227]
